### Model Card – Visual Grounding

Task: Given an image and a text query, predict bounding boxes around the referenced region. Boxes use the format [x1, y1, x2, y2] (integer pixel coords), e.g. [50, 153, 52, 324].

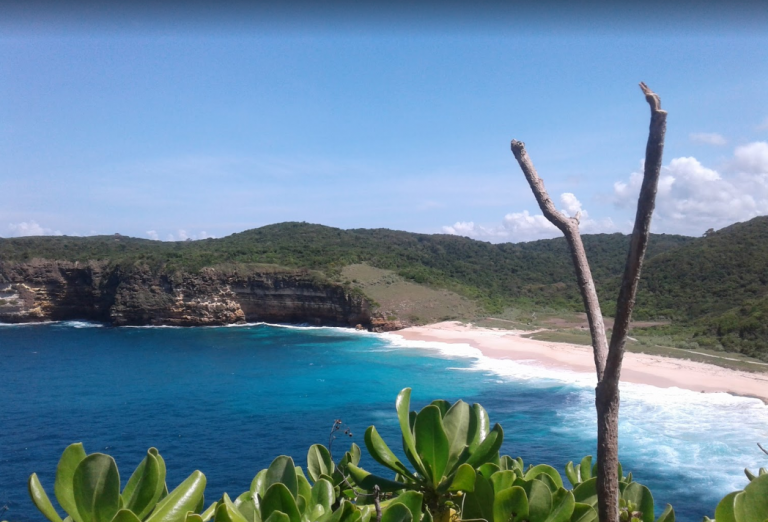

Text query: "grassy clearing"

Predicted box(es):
[342, 264, 478, 325]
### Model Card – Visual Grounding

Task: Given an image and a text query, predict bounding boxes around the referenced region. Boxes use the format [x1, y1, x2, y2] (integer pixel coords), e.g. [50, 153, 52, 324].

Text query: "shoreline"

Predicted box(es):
[388, 321, 768, 404]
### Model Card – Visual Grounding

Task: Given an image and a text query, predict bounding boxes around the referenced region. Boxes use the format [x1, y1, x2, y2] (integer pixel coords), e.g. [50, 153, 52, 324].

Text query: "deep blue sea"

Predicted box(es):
[1, 322, 766, 522]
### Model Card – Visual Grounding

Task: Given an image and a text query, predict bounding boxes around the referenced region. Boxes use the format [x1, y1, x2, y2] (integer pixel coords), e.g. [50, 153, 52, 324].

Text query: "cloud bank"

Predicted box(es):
[689, 132, 727, 146]
[443, 193, 617, 242]
[444, 141, 768, 242]
[613, 141, 768, 235]
[6, 221, 62, 237]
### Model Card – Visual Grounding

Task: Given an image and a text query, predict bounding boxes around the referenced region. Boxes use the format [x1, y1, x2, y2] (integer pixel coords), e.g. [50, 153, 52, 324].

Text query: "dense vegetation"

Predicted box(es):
[2, 217, 767, 359]
[0, 223, 692, 313]
[23, 388, 768, 522]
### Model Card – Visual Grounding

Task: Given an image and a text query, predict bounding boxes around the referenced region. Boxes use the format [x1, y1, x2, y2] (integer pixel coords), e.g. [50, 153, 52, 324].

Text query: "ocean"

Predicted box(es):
[1, 322, 766, 522]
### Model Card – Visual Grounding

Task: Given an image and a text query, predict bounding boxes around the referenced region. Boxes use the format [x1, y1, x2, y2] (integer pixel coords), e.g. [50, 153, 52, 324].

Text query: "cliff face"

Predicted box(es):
[0, 260, 372, 328]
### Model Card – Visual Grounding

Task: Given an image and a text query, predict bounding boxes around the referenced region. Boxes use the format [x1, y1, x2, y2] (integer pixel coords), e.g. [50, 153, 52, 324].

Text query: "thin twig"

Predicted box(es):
[374, 486, 382, 522]
[759, 442, 768, 456]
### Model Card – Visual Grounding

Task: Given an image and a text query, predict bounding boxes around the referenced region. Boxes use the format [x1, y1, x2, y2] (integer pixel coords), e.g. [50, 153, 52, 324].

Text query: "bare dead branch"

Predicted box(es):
[603, 83, 668, 386]
[512, 83, 666, 522]
[759, 442, 768, 455]
[510, 140, 609, 379]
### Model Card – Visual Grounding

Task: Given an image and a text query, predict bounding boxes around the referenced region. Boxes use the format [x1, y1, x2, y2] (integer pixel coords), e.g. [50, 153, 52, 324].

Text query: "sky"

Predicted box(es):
[2, 1, 767, 243]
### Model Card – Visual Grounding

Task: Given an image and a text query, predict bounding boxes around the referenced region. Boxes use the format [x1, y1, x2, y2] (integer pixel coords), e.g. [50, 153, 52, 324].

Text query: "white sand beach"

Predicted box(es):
[390, 321, 768, 403]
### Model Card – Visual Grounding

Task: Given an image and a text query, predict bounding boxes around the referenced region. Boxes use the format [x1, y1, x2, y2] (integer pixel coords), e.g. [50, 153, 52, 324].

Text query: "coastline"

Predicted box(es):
[388, 321, 768, 404]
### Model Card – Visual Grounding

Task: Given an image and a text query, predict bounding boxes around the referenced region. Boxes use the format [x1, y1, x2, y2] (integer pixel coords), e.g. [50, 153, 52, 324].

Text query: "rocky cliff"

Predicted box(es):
[0, 260, 372, 328]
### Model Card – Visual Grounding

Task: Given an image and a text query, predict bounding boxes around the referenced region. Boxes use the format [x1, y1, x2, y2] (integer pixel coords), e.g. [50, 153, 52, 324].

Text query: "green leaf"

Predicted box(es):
[73, 454, 121, 522]
[234, 492, 258, 522]
[386, 491, 423, 522]
[310, 479, 334, 514]
[251, 471, 267, 498]
[396, 389, 426, 477]
[201, 502, 218, 522]
[261, 484, 301, 522]
[414, 405, 450, 487]
[29, 473, 64, 522]
[214, 495, 248, 522]
[572, 478, 597, 507]
[524, 466, 563, 490]
[570, 503, 597, 522]
[348, 444, 361, 467]
[564, 463, 579, 488]
[110, 510, 142, 522]
[493, 487, 528, 522]
[364, 427, 415, 479]
[461, 473, 493, 522]
[622, 483, 654, 522]
[266, 458, 299, 501]
[263, 513, 290, 522]
[714, 492, 738, 522]
[446, 464, 475, 493]
[186, 514, 203, 522]
[146, 471, 206, 522]
[381, 504, 412, 522]
[430, 400, 452, 418]
[327, 502, 360, 522]
[56, 443, 88, 522]
[478, 464, 501, 480]
[578, 458, 592, 483]
[307, 447, 334, 484]
[490, 471, 517, 495]
[345, 464, 410, 493]
[295, 471, 312, 509]
[521, 480, 552, 522]
[468, 404, 490, 452]
[734, 473, 768, 522]
[654, 504, 674, 522]
[499, 456, 519, 473]
[442, 401, 471, 475]
[543, 489, 574, 522]
[465, 424, 504, 469]
[123, 449, 165, 520]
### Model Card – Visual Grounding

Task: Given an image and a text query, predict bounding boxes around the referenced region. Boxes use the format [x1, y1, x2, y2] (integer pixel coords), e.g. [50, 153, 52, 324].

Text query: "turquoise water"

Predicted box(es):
[1, 322, 766, 521]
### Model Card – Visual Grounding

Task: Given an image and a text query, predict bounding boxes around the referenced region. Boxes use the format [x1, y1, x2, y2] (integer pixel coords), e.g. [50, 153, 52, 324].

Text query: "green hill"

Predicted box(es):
[0, 223, 692, 313]
[3, 218, 767, 359]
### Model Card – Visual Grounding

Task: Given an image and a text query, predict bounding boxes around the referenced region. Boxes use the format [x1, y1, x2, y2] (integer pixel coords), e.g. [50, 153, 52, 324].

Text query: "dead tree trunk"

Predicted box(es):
[510, 83, 667, 522]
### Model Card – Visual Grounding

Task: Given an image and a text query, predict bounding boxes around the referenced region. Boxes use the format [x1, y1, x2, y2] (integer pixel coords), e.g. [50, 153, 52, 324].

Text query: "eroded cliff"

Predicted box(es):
[0, 260, 372, 327]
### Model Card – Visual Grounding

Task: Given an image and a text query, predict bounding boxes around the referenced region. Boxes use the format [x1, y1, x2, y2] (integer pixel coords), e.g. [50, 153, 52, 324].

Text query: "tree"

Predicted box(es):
[510, 83, 667, 522]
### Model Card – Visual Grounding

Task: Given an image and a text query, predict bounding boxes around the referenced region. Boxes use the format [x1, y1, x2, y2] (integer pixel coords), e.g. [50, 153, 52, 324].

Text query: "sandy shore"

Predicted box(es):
[390, 321, 768, 403]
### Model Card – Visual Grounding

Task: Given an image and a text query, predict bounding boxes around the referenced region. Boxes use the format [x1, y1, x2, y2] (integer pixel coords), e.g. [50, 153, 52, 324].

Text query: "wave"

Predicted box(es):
[378, 330, 768, 501]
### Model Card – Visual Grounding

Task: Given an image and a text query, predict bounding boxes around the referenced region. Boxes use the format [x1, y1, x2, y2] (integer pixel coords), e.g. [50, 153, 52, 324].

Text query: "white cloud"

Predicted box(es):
[732, 142, 768, 174]
[613, 142, 768, 235]
[146, 230, 159, 240]
[163, 229, 216, 242]
[443, 193, 617, 243]
[6, 221, 62, 237]
[689, 132, 727, 146]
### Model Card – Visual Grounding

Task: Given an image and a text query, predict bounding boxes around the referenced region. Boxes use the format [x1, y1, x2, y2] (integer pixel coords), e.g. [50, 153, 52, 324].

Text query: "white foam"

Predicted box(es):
[0, 320, 57, 327]
[377, 331, 768, 500]
[59, 321, 105, 328]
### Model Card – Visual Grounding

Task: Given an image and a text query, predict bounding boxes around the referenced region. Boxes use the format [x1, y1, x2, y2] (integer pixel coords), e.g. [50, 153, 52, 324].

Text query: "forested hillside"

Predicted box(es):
[0, 223, 692, 312]
[2, 218, 767, 358]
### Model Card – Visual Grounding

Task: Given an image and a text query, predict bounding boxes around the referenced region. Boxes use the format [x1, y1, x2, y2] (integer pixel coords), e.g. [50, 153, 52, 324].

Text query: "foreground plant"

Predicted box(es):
[213, 443, 373, 522]
[704, 471, 768, 522]
[28, 443, 206, 522]
[346, 388, 503, 521]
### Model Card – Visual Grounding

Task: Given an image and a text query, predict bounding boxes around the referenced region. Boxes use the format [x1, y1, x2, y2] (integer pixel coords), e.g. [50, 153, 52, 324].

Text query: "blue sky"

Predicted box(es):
[2, 2, 767, 242]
